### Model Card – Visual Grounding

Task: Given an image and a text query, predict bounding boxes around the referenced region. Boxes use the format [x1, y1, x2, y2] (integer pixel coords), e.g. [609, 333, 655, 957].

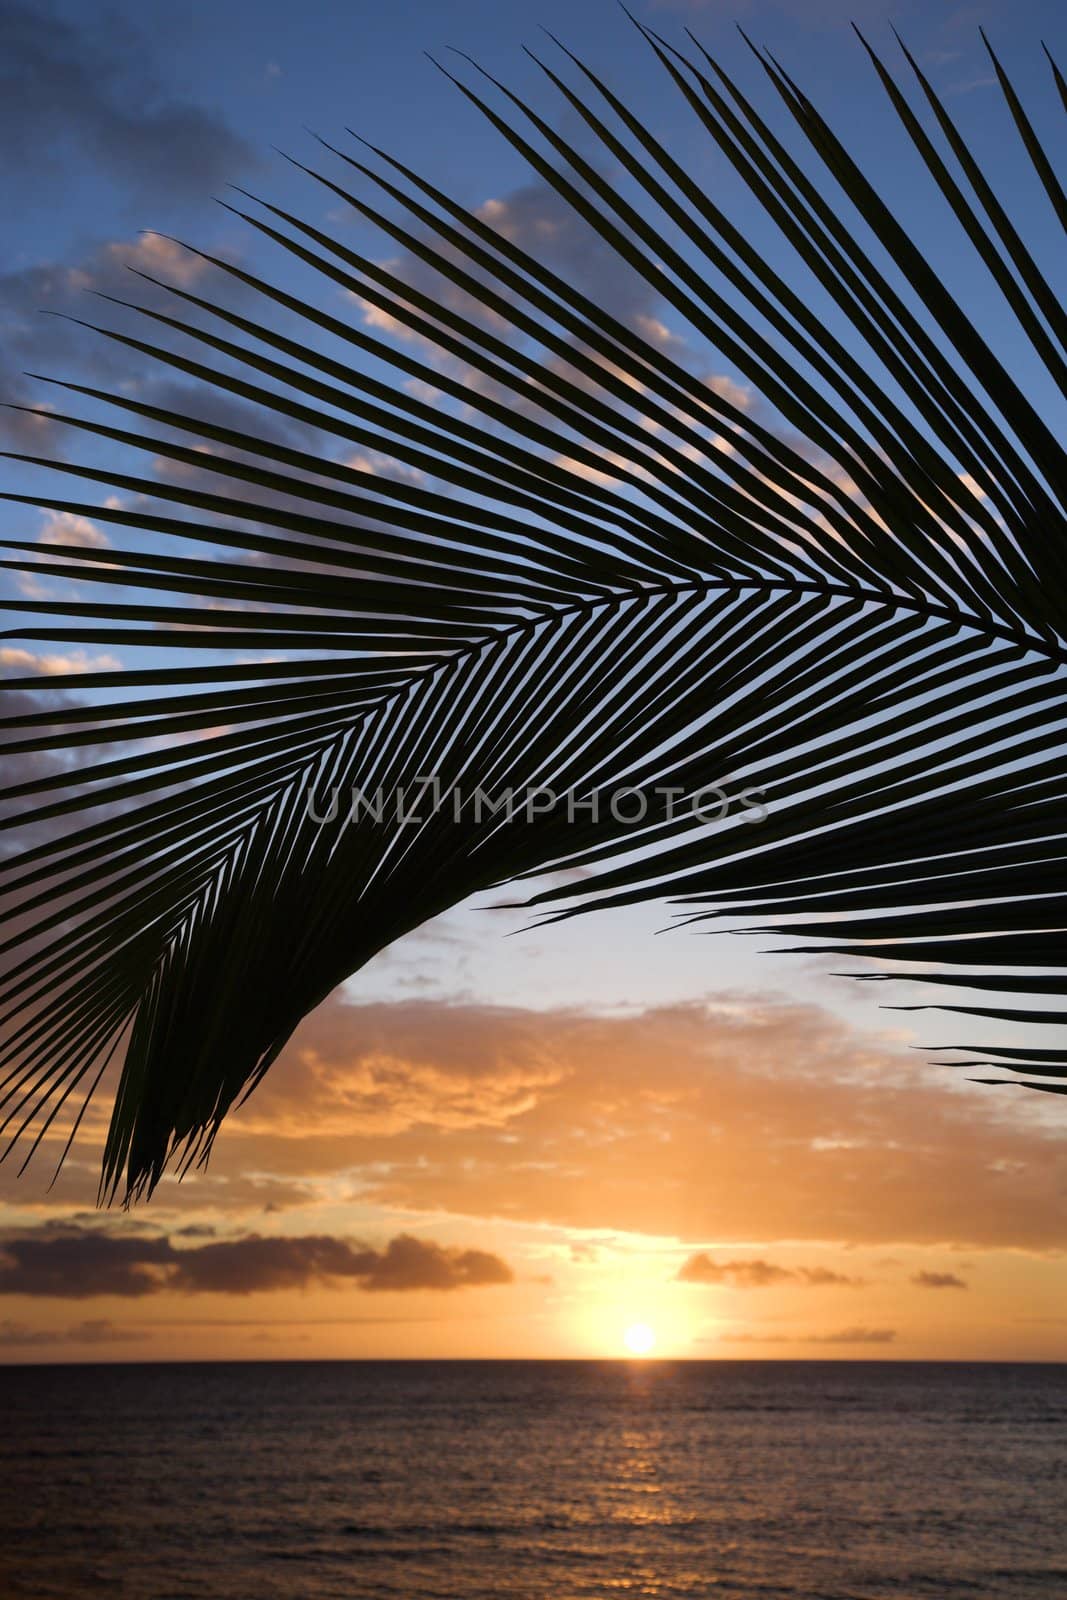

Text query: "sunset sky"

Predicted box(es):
[1, 0, 1066, 1363]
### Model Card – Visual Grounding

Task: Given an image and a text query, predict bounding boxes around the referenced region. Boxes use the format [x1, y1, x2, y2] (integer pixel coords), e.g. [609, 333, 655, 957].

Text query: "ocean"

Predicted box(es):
[1, 1360, 1065, 1599]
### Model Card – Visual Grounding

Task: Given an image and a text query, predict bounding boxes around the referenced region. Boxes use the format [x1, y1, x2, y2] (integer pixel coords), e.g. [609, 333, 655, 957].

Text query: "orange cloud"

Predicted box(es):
[205, 993, 1067, 1252]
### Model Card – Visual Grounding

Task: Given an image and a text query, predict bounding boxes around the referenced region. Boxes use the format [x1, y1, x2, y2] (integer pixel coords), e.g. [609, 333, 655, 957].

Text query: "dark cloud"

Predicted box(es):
[0, 1221, 513, 1298]
[0, 1222, 173, 1298]
[912, 1270, 968, 1290]
[811, 1326, 897, 1345]
[0, 1, 253, 206]
[165, 1233, 376, 1295]
[352, 1235, 513, 1293]
[678, 1253, 864, 1288]
[722, 1324, 897, 1345]
[0, 1316, 148, 1347]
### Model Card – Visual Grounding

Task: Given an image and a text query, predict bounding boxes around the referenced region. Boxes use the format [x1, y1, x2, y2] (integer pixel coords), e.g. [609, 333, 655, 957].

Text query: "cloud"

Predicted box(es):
[0, 1224, 173, 1298]
[799, 1266, 864, 1287]
[228, 995, 564, 1140]
[0, 1317, 148, 1348]
[36, 509, 110, 550]
[206, 993, 1067, 1253]
[343, 1235, 513, 1293]
[811, 1326, 897, 1345]
[0, 0, 260, 451]
[102, 232, 219, 291]
[912, 1270, 968, 1290]
[6, 994, 1066, 1260]
[0, 236, 240, 446]
[680, 1256, 792, 1287]
[369, 181, 656, 342]
[0, 674, 113, 857]
[0, 1, 252, 206]
[678, 1253, 864, 1287]
[0, 647, 121, 676]
[347, 173, 754, 460]
[722, 1324, 897, 1345]
[0, 1221, 513, 1298]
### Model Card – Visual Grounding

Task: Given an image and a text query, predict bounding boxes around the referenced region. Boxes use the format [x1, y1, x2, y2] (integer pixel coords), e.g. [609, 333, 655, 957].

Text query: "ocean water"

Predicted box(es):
[1, 1360, 1066, 1599]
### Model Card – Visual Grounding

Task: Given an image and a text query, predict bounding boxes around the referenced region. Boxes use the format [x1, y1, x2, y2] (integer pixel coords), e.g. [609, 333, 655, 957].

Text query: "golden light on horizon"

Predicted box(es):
[623, 1321, 657, 1358]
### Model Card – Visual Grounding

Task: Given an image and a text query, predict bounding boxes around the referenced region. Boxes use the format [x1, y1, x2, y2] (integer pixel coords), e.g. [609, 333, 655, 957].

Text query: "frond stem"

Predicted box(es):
[441, 575, 1067, 673]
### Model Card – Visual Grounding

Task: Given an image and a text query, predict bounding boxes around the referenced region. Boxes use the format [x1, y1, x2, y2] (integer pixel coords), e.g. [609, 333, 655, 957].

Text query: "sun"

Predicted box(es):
[623, 1321, 657, 1358]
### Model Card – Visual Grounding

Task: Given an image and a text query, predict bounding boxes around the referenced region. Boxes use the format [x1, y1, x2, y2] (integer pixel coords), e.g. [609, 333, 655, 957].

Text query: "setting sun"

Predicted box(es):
[624, 1322, 657, 1358]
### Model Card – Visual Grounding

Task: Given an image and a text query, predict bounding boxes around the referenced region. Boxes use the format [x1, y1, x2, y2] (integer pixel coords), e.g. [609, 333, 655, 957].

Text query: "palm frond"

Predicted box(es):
[2, 23, 1065, 1200]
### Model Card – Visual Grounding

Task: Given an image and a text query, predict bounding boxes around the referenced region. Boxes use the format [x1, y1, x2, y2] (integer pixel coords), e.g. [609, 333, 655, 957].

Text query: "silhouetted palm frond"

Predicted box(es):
[1, 23, 1065, 1200]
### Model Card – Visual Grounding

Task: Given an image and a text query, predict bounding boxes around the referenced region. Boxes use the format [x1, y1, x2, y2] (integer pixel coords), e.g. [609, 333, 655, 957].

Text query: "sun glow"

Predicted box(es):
[624, 1321, 657, 1357]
